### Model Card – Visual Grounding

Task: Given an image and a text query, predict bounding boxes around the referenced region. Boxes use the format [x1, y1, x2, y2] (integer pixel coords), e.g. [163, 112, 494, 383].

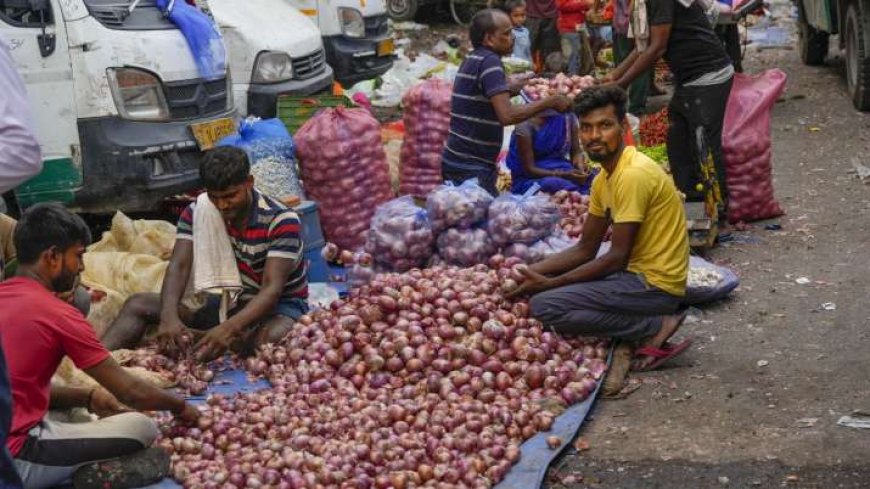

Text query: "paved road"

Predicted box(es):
[549, 10, 870, 489]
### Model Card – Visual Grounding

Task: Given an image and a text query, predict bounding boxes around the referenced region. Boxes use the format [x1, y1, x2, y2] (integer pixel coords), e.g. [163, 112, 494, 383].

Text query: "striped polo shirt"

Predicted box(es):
[176, 189, 307, 302]
[442, 47, 509, 167]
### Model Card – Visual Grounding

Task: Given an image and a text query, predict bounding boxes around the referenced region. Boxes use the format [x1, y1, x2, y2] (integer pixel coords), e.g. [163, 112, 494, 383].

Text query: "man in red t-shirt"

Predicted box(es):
[0, 203, 199, 489]
[557, 0, 595, 75]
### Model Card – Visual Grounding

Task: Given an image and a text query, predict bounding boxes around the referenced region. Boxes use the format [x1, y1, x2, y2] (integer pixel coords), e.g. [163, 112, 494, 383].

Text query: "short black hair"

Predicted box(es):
[544, 52, 567, 73]
[574, 86, 628, 124]
[200, 146, 250, 191]
[14, 203, 92, 265]
[501, 0, 526, 14]
[470, 9, 504, 49]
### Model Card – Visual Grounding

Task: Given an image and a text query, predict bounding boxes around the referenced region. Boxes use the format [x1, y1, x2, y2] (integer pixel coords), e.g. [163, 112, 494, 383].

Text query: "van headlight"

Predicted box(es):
[252, 51, 294, 84]
[107, 68, 170, 121]
[339, 8, 365, 38]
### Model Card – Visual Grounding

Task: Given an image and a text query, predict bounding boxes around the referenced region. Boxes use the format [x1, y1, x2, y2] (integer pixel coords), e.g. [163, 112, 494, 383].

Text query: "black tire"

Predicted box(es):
[450, 0, 488, 25]
[797, 18, 829, 65]
[844, 1, 870, 110]
[387, 0, 418, 22]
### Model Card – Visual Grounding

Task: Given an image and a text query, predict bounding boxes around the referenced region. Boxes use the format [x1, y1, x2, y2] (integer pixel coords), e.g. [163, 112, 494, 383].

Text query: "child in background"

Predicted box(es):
[556, 0, 595, 75]
[504, 0, 533, 63]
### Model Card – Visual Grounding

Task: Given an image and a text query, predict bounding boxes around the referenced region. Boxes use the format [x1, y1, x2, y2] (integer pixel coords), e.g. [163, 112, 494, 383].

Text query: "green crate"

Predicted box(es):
[276, 95, 353, 135]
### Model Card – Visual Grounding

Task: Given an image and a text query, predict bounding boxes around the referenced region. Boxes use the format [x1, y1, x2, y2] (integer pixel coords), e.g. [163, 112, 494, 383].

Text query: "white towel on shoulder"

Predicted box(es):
[192, 193, 242, 322]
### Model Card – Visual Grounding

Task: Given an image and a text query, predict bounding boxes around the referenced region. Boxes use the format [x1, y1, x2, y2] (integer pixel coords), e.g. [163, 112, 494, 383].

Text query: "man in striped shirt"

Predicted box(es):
[442, 8, 573, 195]
[102, 147, 308, 361]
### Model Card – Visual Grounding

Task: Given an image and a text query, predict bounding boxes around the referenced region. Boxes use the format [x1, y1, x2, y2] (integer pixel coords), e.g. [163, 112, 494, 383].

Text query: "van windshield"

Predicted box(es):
[84, 0, 176, 30]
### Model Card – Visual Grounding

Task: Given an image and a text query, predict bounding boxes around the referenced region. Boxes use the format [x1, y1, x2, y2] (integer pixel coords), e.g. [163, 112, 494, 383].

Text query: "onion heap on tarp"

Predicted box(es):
[157, 261, 609, 488]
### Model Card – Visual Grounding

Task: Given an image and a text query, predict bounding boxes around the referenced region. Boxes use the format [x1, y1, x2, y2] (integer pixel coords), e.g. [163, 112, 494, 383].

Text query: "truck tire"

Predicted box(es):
[797, 19, 829, 65]
[845, 0, 870, 110]
[387, 0, 418, 21]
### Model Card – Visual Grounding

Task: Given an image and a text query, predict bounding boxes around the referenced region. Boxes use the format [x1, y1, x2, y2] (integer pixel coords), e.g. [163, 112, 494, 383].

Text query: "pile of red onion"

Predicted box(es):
[157, 262, 609, 488]
[125, 345, 215, 396]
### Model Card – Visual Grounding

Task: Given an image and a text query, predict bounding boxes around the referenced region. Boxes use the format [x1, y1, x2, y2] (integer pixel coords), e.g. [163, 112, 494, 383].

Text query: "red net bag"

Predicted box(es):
[295, 107, 393, 250]
[722, 70, 787, 224]
[399, 79, 452, 197]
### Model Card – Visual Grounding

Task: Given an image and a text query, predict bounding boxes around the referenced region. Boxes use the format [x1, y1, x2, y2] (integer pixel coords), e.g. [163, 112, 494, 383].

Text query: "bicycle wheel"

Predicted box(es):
[450, 0, 489, 25]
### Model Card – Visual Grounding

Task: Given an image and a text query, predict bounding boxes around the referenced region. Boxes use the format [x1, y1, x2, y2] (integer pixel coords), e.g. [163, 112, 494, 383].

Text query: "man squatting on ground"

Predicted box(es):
[510, 86, 692, 371]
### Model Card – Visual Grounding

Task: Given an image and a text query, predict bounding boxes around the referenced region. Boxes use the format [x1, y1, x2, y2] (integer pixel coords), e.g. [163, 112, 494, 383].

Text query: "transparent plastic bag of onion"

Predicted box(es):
[436, 227, 497, 267]
[505, 231, 577, 264]
[364, 196, 434, 272]
[487, 184, 561, 245]
[426, 179, 494, 233]
[400, 79, 452, 197]
[295, 107, 393, 250]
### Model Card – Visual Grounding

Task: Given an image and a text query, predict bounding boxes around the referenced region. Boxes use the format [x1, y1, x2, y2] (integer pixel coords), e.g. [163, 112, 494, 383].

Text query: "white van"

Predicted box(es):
[1, 0, 234, 214]
[207, 0, 334, 118]
[288, 0, 395, 86]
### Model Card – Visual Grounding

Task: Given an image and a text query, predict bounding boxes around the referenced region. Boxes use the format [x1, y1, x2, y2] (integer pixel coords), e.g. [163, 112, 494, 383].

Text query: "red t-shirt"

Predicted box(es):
[557, 0, 590, 33]
[0, 277, 109, 456]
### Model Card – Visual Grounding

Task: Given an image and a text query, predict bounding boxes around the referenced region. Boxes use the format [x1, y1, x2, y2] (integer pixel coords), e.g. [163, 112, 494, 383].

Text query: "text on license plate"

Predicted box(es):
[377, 39, 395, 57]
[190, 118, 237, 151]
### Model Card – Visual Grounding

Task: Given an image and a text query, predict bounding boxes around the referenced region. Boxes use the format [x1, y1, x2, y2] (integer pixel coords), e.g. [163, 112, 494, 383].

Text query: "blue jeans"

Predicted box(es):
[561, 30, 594, 75]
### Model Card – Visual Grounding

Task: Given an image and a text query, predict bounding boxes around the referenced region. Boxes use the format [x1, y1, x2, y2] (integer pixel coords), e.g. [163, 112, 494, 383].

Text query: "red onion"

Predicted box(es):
[154, 264, 609, 487]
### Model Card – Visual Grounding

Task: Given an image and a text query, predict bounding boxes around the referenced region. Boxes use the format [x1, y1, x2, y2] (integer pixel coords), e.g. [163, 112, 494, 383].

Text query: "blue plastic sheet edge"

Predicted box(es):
[494, 346, 613, 489]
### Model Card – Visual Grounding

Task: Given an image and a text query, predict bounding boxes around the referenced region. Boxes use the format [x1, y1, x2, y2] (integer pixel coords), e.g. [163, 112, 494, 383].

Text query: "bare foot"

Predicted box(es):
[631, 311, 688, 371]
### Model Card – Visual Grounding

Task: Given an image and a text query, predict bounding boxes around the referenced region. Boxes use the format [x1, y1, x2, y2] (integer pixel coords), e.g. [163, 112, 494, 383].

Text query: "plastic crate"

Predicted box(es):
[305, 242, 329, 283]
[276, 95, 353, 135]
[293, 200, 325, 249]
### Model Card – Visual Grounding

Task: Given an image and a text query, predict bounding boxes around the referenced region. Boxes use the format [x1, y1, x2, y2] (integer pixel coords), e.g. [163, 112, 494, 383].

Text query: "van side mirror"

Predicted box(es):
[27, 0, 55, 57]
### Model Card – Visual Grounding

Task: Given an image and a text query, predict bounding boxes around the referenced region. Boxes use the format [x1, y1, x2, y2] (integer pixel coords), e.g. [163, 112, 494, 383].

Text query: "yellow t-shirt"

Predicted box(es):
[589, 146, 689, 296]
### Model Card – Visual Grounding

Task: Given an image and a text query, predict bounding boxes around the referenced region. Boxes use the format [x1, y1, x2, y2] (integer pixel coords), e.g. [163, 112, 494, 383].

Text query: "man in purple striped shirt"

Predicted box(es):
[442, 8, 573, 195]
[102, 147, 308, 361]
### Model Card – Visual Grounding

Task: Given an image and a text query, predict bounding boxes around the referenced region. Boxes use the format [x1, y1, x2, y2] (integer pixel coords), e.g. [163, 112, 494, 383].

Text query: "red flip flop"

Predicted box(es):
[632, 337, 694, 372]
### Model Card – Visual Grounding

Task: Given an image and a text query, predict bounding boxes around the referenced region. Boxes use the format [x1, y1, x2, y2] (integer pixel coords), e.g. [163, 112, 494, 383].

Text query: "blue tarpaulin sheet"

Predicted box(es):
[494, 348, 610, 489]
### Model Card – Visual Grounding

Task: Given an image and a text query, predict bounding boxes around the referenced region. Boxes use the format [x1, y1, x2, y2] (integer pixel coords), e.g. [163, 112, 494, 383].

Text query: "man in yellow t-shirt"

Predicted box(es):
[508, 86, 691, 371]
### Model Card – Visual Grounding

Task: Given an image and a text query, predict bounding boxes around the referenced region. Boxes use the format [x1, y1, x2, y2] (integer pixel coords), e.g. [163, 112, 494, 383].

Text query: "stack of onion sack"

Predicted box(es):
[428, 180, 496, 267]
[295, 107, 393, 250]
[639, 107, 668, 147]
[399, 79, 453, 197]
[436, 227, 497, 267]
[157, 263, 609, 488]
[722, 70, 786, 223]
[364, 196, 435, 272]
[487, 186, 560, 246]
